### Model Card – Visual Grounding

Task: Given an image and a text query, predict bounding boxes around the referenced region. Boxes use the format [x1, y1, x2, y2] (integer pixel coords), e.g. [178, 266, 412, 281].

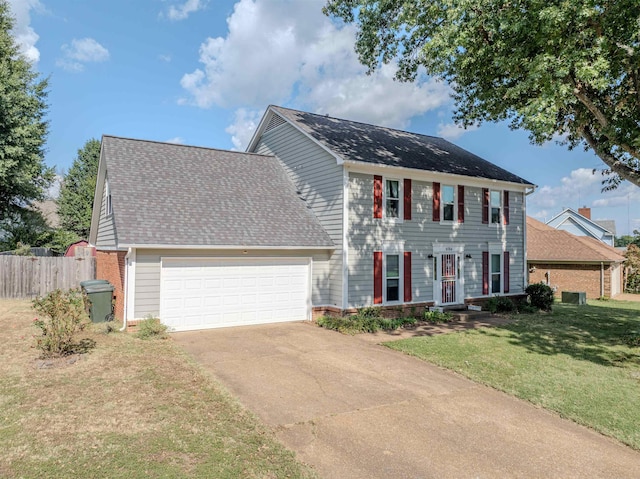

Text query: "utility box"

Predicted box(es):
[561, 291, 586, 305]
[81, 281, 115, 322]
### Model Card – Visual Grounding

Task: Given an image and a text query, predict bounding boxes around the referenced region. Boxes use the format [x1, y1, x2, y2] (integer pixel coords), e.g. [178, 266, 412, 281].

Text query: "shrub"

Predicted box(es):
[486, 296, 516, 314]
[525, 282, 555, 311]
[424, 310, 453, 323]
[136, 316, 168, 339]
[32, 289, 90, 358]
[316, 314, 416, 334]
[516, 302, 539, 314]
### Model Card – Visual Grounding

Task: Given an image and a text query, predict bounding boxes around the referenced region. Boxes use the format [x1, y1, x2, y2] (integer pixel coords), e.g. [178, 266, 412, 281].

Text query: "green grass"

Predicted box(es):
[386, 300, 640, 450]
[0, 300, 316, 478]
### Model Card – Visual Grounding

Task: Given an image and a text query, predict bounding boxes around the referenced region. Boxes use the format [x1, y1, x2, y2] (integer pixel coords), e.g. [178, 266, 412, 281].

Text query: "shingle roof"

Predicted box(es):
[594, 220, 616, 235]
[102, 136, 334, 248]
[270, 105, 533, 185]
[527, 217, 624, 263]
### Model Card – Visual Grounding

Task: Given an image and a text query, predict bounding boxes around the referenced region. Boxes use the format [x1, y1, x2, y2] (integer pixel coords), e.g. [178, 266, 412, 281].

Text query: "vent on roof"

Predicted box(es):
[264, 114, 286, 133]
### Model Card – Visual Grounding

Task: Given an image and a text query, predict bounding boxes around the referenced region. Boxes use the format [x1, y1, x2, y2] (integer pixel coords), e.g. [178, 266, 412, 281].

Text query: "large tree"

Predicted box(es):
[324, 0, 640, 188]
[57, 139, 101, 239]
[0, 0, 52, 219]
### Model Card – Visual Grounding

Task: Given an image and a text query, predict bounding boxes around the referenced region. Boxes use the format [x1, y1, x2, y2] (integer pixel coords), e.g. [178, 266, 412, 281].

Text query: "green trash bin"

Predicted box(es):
[82, 282, 115, 323]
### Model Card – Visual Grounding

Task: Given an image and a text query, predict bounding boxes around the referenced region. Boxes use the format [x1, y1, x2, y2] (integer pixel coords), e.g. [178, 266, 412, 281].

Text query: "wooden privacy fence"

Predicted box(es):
[0, 256, 96, 298]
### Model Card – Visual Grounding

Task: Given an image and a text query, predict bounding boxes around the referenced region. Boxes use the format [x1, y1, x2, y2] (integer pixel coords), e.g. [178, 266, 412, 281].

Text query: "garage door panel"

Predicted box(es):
[160, 258, 310, 331]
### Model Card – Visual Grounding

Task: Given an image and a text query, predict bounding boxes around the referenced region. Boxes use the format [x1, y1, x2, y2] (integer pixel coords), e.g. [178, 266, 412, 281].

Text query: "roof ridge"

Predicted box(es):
[270, 104, 444, 141]
[102, 134, 274, 158]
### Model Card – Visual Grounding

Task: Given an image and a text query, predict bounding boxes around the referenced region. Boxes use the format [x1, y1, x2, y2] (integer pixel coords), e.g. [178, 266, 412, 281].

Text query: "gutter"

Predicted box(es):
[120, 247, 132, 332]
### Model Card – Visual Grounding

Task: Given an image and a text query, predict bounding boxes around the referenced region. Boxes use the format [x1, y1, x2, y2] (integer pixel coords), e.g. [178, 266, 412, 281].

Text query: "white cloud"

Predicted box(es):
[225, 108, 263, 150]
[179, 0, 451, 139]
[592, 183, 640, 208]
[165, 136, 185, 144]
[165, 0, 207, 21]
[57, 38, 110, 72]
[158, 54, 172, 62]
[6, 0, 43, 63]
[437, 122, 479, 140]
[528, 168, 603, 212]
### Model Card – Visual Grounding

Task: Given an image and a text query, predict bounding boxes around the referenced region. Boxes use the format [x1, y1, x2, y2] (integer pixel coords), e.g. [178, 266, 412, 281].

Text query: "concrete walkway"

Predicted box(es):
[173, 322, 640, 479]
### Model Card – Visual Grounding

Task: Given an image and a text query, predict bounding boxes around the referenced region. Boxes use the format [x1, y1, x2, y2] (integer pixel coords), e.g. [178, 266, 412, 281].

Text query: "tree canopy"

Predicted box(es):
[57, 138, 101, 239]
[324, 0, 640, 188]
[0, 0, 52, 220]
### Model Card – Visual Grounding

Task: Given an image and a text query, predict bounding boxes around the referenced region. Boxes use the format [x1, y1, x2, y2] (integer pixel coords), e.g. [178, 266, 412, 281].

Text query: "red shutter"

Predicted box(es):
[373, 252, 383, 304]
[482, 251, 489, 295]
[433, 182, 440, 222]
[503, 191, 510, 225]
[504, 251, 510, 293]
[373, 175, 383, 219]
[404, 252, 412, 302]
[482, 188, 489, 224]
[457, 185, 464, 223]
[404, 179, 411, 221]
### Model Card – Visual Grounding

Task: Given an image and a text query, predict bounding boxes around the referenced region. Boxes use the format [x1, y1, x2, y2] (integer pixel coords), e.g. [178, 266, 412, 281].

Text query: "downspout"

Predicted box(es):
[524, 186, 536, 290]
[600, 262, 605, 298]
[120, 248, 132, 332]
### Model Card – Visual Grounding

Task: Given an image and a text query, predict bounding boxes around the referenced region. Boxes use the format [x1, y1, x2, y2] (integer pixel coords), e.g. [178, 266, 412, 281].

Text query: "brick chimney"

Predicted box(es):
[578, 206, 591, 219]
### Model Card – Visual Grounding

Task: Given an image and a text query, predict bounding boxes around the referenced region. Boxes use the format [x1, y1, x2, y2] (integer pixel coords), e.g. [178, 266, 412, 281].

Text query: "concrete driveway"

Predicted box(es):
[173, 322, 640, 478]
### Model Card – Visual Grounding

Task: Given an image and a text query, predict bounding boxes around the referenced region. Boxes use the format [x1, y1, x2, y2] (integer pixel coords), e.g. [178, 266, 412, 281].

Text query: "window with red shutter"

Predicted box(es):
[404, 179, 411, 221]
[503, 191, 510, 225]
[482, 188, 489, 224]
[373, 252, 383, 304]
[504, 251, 510, 293]
[482, 251, 489, 295]
[457, 185, 464, 223]
[373, 176, 383, 219]
[432, 182, 440, 222]
[404, 252, 412, 302]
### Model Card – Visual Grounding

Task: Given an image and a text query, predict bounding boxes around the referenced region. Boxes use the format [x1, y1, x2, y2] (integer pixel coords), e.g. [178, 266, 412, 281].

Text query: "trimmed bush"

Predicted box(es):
[32, 289, 90, 357]
[486, 296, 516, 313]
[424, 310, 453, 323]
[316, 312, 416, 334]
[525, 282, 554, 311]
[136, 316, 168, 339]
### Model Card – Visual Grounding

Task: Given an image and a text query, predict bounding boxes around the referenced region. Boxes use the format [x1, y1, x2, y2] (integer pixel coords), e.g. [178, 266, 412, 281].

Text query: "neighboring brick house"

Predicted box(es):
[89, 106, 534, 331]
[527, 217, 625, 299]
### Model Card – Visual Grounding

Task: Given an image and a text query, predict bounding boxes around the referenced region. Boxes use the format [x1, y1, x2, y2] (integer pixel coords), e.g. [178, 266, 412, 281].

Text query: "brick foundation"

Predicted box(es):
[311, 296, 526, 319]
[528, 262, 619, 299]
[96, 250, 126, 320]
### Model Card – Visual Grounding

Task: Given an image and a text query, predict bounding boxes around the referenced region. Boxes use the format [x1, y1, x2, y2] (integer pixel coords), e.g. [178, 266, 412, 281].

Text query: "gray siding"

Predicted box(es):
[133, 248, 331, 319]
[253, 120, 344, 307]
[95, 180, 117, 249]
[347, 173, 526, 307]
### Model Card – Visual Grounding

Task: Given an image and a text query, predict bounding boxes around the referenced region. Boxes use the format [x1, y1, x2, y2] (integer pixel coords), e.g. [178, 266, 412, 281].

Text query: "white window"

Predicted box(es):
[385, 253, 400, 302]
[385, 179, 401, 219]
[491, 253, 501, 294]
[441, 184, 455, 222]
[105, 182, 113, 216]
[490, 190, 501, 224]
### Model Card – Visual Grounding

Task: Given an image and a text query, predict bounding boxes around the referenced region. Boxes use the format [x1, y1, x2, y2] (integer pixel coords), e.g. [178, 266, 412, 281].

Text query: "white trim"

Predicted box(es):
[118, 243, 334, 251]
[432, 243, 465, 305]
[247, 107, 343, 165]
[344, 160, 533, 192]
[125, 248, 136, 321]
[488, 243, 506, 295]
[383, 251, 403, 305]
[488, 189, 503, 226]
[439, 183, 458, 225]
[159, 256, 313, 331]
[88, 140, 107, 245]
[342, 167, 349, 310]
[382, 176, 404, 222]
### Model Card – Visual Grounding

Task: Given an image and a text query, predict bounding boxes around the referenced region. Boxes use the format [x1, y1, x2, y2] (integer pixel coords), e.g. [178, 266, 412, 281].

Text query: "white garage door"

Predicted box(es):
[160, 257, 310, 331]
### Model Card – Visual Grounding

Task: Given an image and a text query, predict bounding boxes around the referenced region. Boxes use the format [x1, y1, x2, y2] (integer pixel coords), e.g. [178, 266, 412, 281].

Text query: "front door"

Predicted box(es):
[435, 252, 463, 305]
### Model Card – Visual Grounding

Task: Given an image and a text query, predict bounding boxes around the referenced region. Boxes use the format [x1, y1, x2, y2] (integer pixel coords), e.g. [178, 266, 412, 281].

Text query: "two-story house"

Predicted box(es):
[89, 106, 534, 331]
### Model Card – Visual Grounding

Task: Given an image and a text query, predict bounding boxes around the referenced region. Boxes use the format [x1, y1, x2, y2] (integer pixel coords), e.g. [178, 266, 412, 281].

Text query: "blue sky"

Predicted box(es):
[8, 0, 639, 235]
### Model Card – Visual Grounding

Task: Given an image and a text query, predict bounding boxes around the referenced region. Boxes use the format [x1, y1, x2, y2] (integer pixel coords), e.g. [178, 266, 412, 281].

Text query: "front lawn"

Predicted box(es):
[0, 300, 315, 478]
[386, 300, 640, 450]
